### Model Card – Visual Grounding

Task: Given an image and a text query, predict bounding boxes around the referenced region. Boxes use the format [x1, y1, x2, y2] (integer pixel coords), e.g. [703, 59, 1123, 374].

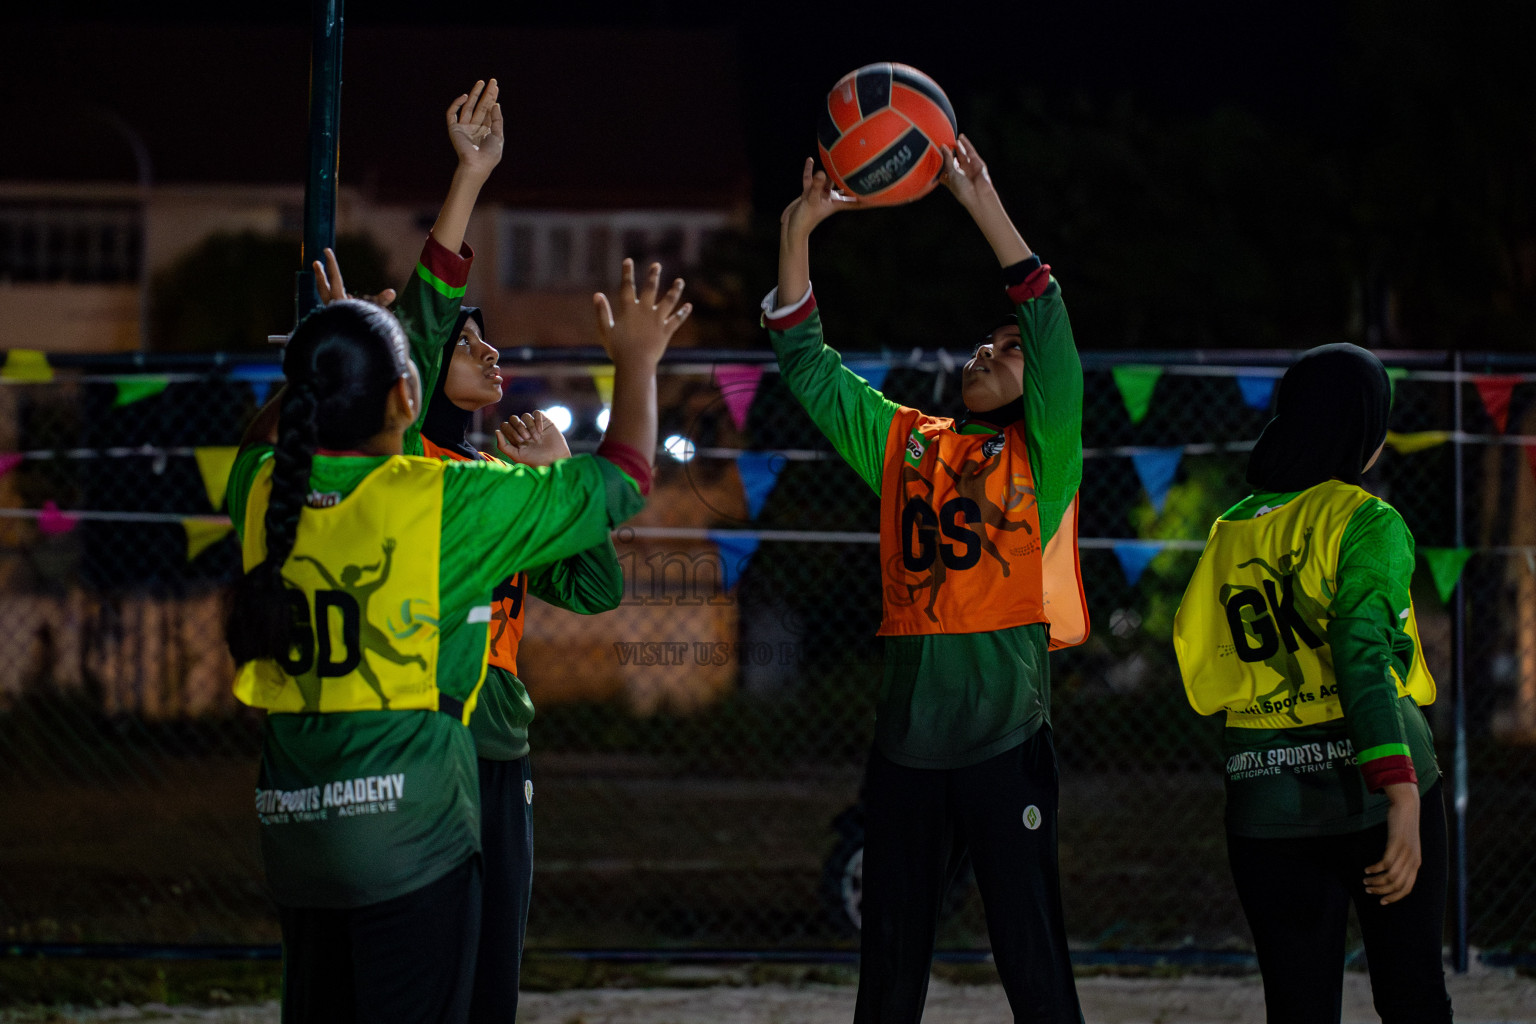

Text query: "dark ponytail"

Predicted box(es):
[227, 299, 413, 666]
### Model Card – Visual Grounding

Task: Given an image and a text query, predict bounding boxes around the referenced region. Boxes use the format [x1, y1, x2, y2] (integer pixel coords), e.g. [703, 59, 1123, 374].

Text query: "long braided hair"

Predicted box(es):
[226, 299, 414, 666]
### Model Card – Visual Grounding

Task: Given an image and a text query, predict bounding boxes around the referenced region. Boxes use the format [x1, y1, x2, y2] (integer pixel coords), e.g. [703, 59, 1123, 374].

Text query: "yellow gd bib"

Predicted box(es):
[235, 455, 484, 723]
[877, 407, 1088, 648]
[1173, 480, 1435, 729]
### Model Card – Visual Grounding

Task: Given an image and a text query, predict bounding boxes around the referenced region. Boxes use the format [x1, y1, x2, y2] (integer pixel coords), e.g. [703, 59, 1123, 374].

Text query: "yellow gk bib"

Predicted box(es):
[1173, 480, 1435, 729]
[235, 455, 484, 722]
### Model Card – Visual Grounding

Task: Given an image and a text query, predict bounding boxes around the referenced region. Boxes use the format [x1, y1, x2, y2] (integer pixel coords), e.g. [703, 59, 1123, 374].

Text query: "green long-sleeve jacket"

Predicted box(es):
[763, 258, 1083, 769]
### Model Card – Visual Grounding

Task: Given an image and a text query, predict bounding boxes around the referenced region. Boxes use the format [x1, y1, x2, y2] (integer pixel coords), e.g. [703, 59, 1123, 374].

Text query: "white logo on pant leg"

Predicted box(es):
[524, 780, 534, 805]
[1023, 805, 1041, 830]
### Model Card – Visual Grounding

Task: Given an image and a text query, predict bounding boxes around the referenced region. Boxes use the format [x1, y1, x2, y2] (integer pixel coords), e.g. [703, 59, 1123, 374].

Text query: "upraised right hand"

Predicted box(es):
[592, 259, 691, 370]
[780, 157, 861, 240]
[312, 247, 397, 308]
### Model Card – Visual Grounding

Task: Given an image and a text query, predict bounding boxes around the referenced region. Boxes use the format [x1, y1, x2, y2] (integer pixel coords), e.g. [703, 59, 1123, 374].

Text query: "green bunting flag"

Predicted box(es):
[1386, 367, 1408, 400]
[182, 519, 234, 562]
[1420, 547, 1473, 604]
[1111, 365, 1163, 425]
[112, 377, 170, 407]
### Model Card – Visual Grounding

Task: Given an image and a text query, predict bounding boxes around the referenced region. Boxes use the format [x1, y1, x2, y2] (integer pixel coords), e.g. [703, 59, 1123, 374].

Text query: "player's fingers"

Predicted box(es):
[593, 292, 615, 333]
[492, 427, 521, 461]
[377, 288, 397, 307]
[461, 80, 486, 122]
[324, 247, 346, 298]
[656, 277, 685, 317]
[640, 262, 662, 307]
[470, 79, 497, 124]
[617, 258, 637, 305]
[311, 260, 330, 300]
[446, 94, 468, 125]
[664, 302, 693, 332]
[489, 102, 504, 141]
[801, 156, 816, 193]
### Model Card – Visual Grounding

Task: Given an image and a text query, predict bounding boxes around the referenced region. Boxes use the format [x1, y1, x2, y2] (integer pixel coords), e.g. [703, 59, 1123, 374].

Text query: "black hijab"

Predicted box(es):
[1246, 343, 1391, 492]
[956, 315, 1025, 431]
[420, 307, 485, 460]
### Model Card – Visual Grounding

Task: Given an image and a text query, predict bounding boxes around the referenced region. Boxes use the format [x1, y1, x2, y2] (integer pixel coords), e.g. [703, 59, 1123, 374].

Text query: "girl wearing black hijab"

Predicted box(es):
[1174, 344, 1452, 1023]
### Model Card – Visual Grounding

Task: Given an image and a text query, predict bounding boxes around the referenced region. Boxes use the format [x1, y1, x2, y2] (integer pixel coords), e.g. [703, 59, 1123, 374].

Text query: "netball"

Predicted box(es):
[816, 62, 958, 206]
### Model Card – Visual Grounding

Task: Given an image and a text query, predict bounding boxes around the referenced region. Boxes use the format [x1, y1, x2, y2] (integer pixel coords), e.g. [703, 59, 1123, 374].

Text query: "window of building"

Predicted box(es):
[0, 203, 144, 284]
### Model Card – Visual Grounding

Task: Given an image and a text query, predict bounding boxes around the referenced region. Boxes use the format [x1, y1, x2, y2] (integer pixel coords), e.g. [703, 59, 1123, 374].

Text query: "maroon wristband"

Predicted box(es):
[597, 438, 653, 496]
[762, 291, 818, 331]
[1005, 263, 1053, 304]
[1361, 754, 1418, 793]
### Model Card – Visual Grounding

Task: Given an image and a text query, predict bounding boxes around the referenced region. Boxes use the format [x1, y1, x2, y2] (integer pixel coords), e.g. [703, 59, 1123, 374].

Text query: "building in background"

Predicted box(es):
[0, 24, 751, 353]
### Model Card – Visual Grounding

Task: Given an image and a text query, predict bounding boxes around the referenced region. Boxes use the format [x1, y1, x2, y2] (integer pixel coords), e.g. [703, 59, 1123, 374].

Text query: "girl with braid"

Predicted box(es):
[1174, 344, 1450, 1024]
[225, 257, 690, 1022]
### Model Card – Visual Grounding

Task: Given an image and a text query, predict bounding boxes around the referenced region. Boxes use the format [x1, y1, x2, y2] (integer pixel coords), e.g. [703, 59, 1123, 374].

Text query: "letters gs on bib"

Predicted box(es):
[902, 497, 982, 571]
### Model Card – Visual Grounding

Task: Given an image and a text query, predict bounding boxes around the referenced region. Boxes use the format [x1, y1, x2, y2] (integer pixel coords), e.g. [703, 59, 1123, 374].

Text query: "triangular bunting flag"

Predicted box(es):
[847, 360, 890, 392]
[713, 364, 764, 431]
[1420, 547, 1473, 604]
[707, 531, 761, 591]
[1111, 365, 1163, 425]
[0, 453, 22, 478]
[1130, 447, 1183, 514]
[1113, 542, 1163, 587]
[183, 519, 234, 561]
[38, 500, 78, 536]
[1473, 376, 1518, 433]
[735, 452, 786, 521]
[1385, 430, 1452, 455]
[113, 377, 170, 407]
[1235, 374, 1277, 412]
[589, 366, 615, 408]
[1, 350, 54, 382]
[194, 447, 240, 511]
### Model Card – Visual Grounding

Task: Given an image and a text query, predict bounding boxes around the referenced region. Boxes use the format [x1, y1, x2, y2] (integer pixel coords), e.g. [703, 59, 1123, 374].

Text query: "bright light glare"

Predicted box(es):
[663, 434, 695, 462]
[544, 405, 573, 433]
[596, 407, 611, 431]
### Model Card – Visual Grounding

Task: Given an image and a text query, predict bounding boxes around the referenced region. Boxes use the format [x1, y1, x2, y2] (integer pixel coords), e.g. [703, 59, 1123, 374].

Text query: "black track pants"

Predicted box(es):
[468, 755, 534, 1024]
[1227, 781, 1453, 1024]
[855, 728, 1082, 1024]
[278, 855, 482, 1024]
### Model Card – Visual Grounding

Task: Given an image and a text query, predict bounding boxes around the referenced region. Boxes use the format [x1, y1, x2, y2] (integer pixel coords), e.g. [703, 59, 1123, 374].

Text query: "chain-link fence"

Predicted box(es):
[1, 346, 1533, 961]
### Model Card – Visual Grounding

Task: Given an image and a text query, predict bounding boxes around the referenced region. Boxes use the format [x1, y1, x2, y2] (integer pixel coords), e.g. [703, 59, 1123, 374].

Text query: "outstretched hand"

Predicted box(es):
[940, 134, 997, 211]
[447, 79, 504, 181]
[593, 259, 690, 370]
[312, 247, 398, 308]
[781, 158, 861, 240]
[494, 411, 572, 467]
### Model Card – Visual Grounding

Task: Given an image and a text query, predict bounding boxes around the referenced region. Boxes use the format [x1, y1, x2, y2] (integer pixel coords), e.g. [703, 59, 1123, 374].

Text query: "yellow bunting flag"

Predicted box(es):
[589, 366, 615, 407]
[1, 350, 54, 382]
[194, 447, 240, 511]
[182, 519, 234, 562]
[1385, 430, 1452, 456]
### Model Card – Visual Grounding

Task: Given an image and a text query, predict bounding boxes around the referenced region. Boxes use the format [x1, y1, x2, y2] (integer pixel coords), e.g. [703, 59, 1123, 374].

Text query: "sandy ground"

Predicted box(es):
[6, 964, 1536, 1024]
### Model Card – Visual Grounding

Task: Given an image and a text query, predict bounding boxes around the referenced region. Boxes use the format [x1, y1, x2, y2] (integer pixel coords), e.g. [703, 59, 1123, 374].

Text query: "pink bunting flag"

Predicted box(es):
[0, 453, 22, 478]
[38, 499, 78, 536]
[713, 365, 764, 432]
[1473, 376, 1518, 433]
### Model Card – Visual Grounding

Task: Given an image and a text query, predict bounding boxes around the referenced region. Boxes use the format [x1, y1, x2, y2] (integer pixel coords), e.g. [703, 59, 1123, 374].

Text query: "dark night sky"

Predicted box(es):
[10, 0, 1350, 212]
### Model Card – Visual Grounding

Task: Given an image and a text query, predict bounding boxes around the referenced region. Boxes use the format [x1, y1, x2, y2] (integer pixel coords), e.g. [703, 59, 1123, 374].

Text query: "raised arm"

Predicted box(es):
[946, 136, 1081, 543]
[764, 160, 898, 494]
